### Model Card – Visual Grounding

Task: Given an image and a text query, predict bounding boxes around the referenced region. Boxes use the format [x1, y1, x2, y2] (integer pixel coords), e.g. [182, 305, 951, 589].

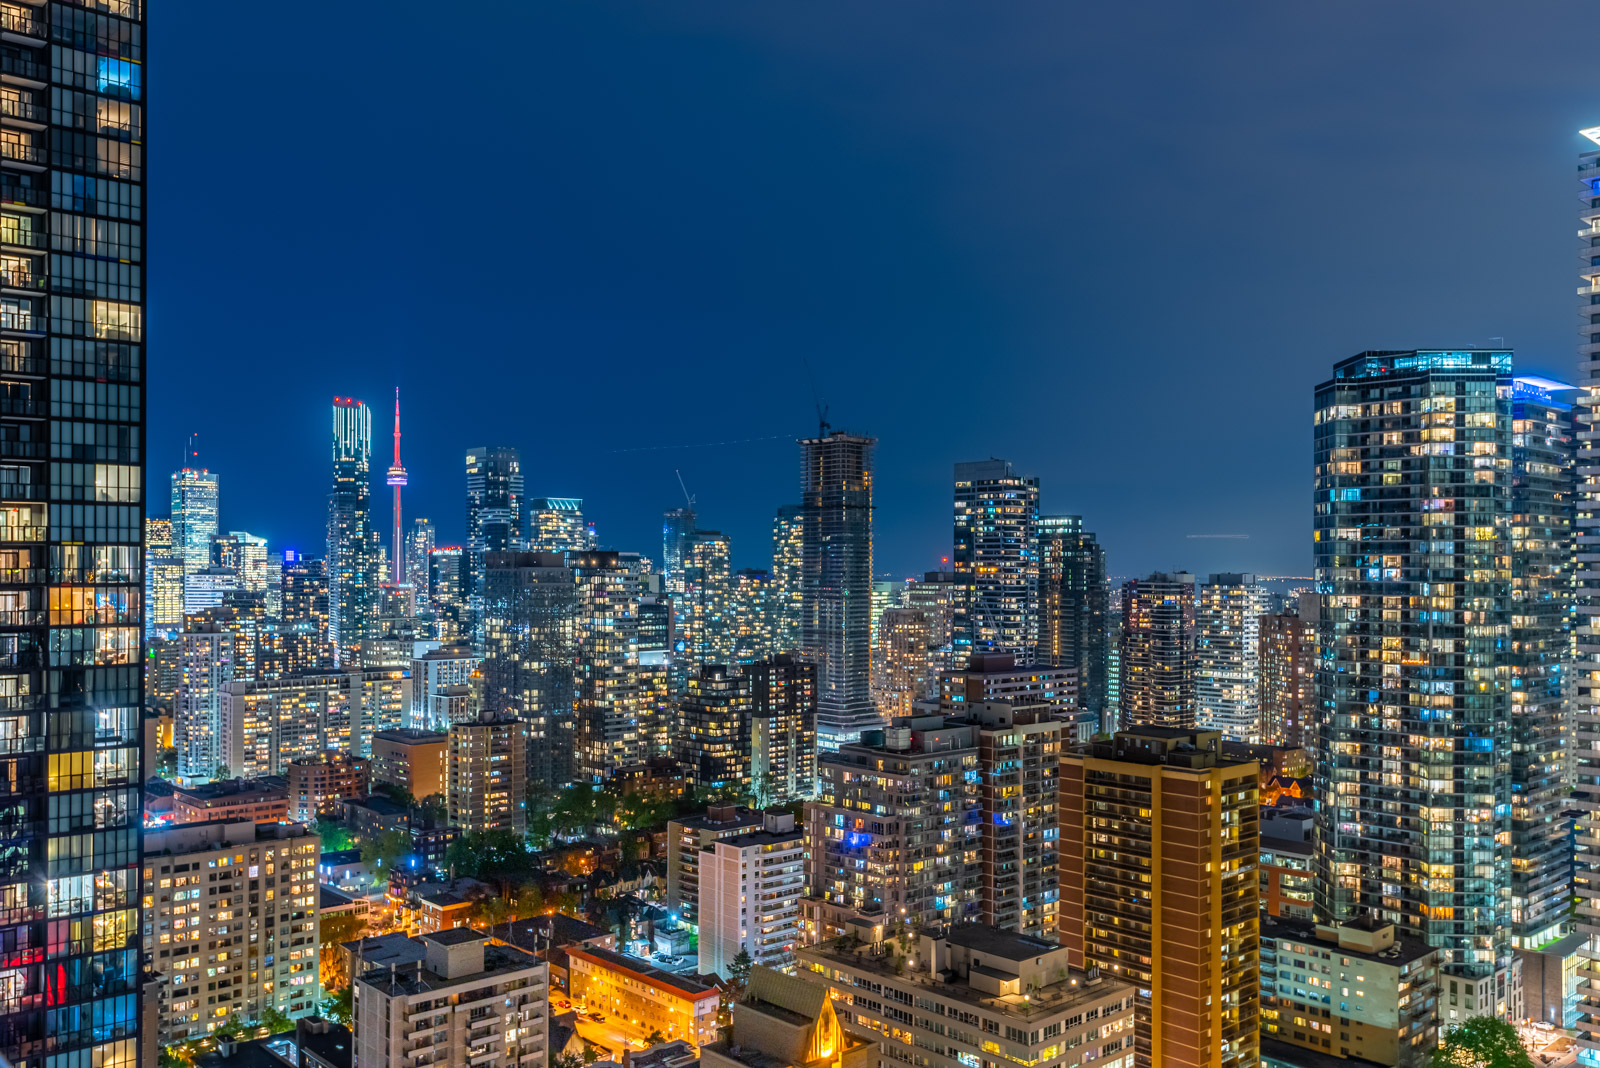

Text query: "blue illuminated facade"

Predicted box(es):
[1313, 349, 1515, 995]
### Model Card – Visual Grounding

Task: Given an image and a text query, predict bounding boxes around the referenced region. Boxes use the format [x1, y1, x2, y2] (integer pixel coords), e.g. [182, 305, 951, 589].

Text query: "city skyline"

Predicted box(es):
[149, 3, 1590, 580]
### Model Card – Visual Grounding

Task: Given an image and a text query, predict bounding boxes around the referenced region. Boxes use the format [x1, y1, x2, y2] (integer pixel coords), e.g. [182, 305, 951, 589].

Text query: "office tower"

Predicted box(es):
[731, 567, 774, 662]
[144, 821, 322, 1042]
[569, 550, 643, 782]
[446, 709, 529, 834]
[1257, 594, 1316, 749]
[1260, 919, 1440, 1067]
[1315, 349, 1515, 1001]
[528, 496, 593, 553]
[667, 804, 770, 930]
[939, 651, 1077, 714]
[794, 929, 1135, 1068]
[405, 517, 435, 612]
[0, 28, 153, 1058]
[146, 516, 184, 638]
[701, 967, 875, 1068]
[871, 607, 936, 717]
[328, 397, 377, 664]
[372, 727, 448, 800]
[480, 550, 575, 791]
[771, 504, 803, 654]
[176, 622, 243, 782]
[1035, 515, 1108, 714]
[1119, 571, 1196, 729]
[663, 505, 696, 594]
[385, 388, 407, 586]
[171, 466, 220, 573]
[409, 644, 479, 729]
[429, 545, 466, 639]
[219, 668, 407, 776]
[747, 653, 817, 803]
[678, 664, 752, 794]
[698, 810, 803, 979]
[1058, 728, 1260, 1068]
[800, 429, 879, 750]
[286, 752, 370, 821]
[952, 459, 1040, 662]
[803, 714, 979, 941]
[952, 703, 1066, 937]
[679, 529, 733, 676]
[181, 564, 237, 615]
[279, 554, 332, 673]
[1195, 572, 1266, 742]
[465, 445, 523, 638]
[354, 931, 548, 1068]
[1510, 376, 1576, 950]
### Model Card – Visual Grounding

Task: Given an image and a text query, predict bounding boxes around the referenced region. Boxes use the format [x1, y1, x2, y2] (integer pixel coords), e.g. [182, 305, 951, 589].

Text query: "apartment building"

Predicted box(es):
[698, 810, 804, 979]
[372, 727, 448, 800]
[287, 753, 371, 822]
[566, 945, 721, 1046]
[171, 777, 290, 824]
[354, 929, 548, 1068]
[446, 710, 529, 834]
[143, 819, 323, 1042]
[666, 804, 767, 930]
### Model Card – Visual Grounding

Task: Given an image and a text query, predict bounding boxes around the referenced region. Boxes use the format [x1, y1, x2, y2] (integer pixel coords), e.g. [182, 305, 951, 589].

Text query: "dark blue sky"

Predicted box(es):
[152, 3, 1588, 580]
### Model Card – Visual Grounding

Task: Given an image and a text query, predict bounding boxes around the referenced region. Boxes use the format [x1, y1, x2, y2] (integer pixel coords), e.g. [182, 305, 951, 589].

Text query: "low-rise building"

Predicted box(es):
[143, 819, 322, 1041]
[171, 776, 290, 824]
[318, 849, 373, 893]
[701, 966, 872, 1068]
[608, 757, 689, 803]
[1260, 917, 1439, 1068]
[1261, 809, 1314, 921]
[566, 944, 721, 1046]
[795, 926, 1134, 1068]
[372, 728, 448, 800]
[699, 810, 803, 979]
[288, 754, 371, 822]
[353, 930, 548, 1068]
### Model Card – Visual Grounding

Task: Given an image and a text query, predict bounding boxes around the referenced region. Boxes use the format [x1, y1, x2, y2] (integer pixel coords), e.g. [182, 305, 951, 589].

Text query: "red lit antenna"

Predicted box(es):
[386, 387, 407, 584]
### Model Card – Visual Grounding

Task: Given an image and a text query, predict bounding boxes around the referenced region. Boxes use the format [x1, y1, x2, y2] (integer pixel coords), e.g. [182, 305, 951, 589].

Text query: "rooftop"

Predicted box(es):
[321, 848, 363, 865]
[566, 945, 719, 1000]
[356, 938, 542, 997]
[423, 927, 486, 947]
[374, 728, 448, 744]
[490, 914, 612, 952]
[800, 939, 1126, 1021]
[944, 925, 1064, 963]
[175, 776, 288, 801]
[1262, 917, 1435, 968]
[346, 795, 408, 817]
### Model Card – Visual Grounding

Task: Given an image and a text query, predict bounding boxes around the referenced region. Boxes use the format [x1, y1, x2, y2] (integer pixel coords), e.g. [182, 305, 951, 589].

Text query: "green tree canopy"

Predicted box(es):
[313, 817, 355, 852]
[359, 829, 412, 885]
[258, 1007, 293, 1035]
[320, 987, 353, 1027]
[1432, 1016, 1534, 1068]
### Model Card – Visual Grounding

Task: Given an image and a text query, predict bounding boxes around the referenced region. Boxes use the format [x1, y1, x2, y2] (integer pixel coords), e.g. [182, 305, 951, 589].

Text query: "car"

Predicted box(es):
[592, 1015, 607, 1024]
[557, 1000, 571, 1010]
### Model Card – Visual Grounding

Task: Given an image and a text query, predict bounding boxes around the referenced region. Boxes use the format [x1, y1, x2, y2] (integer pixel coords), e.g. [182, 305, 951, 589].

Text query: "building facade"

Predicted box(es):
[678, 664, 752, 795]
[480, 550, 574, 792]
[1058, 728, 1260, 1068]
[328, 398, 377, 665]
[1118, 572, 1195, 730]
[1314, 349, 1515, 997]
[1194, 573, 1265, 742]
[566, 946, 720, 1045]
[171, 467, 220, 574]
[800, 430, 879, 751]
[143, 820, 322, 1042]
[465, 445, 524, 638]
[446, 710, 529, 834]
[1034, 515, 1108, 715]
[372, 727, 447, 800]
[952, 459, 1039, 664]
[1257, 598, 1316, 750]
[697, 810, 803, 979]
[747, 654, 817, 804]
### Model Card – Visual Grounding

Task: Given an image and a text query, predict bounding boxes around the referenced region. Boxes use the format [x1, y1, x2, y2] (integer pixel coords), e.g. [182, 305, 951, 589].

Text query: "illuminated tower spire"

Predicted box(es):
[387, 387, 408, 584]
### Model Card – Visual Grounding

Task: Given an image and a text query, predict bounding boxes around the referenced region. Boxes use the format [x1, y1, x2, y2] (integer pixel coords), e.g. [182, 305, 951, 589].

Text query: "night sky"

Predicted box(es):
[151, 3, 1590, 580]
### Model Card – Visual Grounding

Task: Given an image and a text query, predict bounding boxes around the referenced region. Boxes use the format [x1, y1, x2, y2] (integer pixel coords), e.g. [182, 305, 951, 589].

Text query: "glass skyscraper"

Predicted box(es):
[327, 398, 375, 665]
[0, 2, 146, 1064]
[169, 467, 217, 574]
[799, 428, 879, 750]
[952, 458, 1039, 663]
[1314, 349, 1515, 1006]
[1034, 514, 1108, 714]
[465, 445, 522, 643]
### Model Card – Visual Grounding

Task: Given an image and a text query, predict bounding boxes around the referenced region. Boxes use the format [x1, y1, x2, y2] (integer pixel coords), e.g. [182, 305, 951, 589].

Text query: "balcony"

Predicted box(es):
[0, 10, 41, 40]
[0, 98, 36, 124]
[0, 140, 39, 165]
[0, 267, 36, 290]
[0, 310, 38, 334]
[0, 52, 39, 84]
[0, 526, 43, 542]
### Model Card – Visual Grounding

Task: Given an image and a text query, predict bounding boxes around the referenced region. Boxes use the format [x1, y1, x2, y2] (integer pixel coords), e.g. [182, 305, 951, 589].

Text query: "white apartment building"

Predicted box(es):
[354, 929, 548, 1068]
[698, 810, 803, 979]
[142, 819, 322, 1042]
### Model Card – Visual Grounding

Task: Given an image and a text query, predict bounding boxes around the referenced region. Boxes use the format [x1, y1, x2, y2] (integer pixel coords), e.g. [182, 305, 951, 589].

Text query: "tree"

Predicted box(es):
[553, 1056, 583, 1068]
[582, 1045, 600, 1066]
[313, 816, 355, 852]
[213, 764, 232, 781]
[360, 829, 413, 885]
[158, 1047, 194, 1068]
[1431, 1016, 1534, 1068]
[320, 910, 368, 948]
[258, 1007, 293, 1035]
[645, 1029, 666, 1046]
[321, 987, 353, 1027]
[156, 747, 178, 780]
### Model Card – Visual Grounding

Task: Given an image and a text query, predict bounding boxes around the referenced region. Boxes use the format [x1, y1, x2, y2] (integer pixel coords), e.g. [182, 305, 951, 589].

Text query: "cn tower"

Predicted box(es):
[386, 387, 407, 584]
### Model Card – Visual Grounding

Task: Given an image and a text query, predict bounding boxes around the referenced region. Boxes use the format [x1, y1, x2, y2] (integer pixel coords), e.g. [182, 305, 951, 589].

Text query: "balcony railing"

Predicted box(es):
[0, 526, 44, 543]
[0, 311, 40, 333]
[0, 229, 41, 250]
[0, 397, 37, 416]
[0, 98, 36, 123]
[0, 53, 39, 82]
[0, 142, 41, 165]
[0, 11, 41, 38]
[0, 268, 37, 290]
